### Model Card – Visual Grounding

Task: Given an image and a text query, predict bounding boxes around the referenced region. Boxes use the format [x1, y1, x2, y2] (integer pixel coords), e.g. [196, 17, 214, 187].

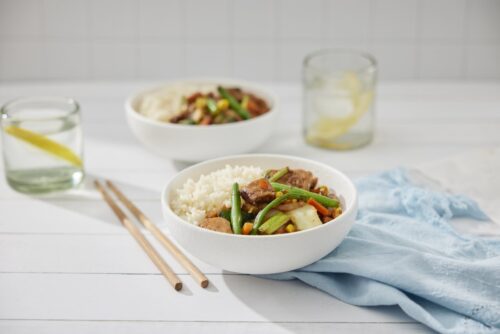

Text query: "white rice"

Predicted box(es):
[170, 165, 264, 224]
[138, 83, 217, 122]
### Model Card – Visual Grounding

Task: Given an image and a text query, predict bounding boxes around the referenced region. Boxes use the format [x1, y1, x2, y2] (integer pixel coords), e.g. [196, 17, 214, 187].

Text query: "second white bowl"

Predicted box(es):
[125, 79, 278, 161]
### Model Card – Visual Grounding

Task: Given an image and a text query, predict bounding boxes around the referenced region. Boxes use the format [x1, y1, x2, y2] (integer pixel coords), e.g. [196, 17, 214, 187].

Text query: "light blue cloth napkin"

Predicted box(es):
[263, 169, 500, 334]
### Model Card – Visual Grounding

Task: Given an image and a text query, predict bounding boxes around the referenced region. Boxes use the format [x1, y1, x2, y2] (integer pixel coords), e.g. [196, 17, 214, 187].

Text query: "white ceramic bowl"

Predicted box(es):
[125, 79, 278, 161]
[161, 154, 358, 274]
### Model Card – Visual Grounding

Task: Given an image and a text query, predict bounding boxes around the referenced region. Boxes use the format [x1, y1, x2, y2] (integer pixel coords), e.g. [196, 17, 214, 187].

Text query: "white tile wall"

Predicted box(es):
[89, 0, 139, 41]
[90, 43, 137, 79]
[0, 0, 499, 81]
[233, 42, 275, 81]
[43, 0, 88, 40]
[371, 0, 419, 42]
[467, 0, 500, 43]
[276, 0, 323, 40]
[137, 42, 184, 78]
[233, 0, 275, 41]
[185, 41, 231, 76]
[420, 0, 466, 42]
[138, 0, 183, 40]
[465, 44, 500, 79]
[185, 0, 231, 40]
[418, 44, 464, 79]
[324, 0, 372, 42]
[44, 41, 89, 79]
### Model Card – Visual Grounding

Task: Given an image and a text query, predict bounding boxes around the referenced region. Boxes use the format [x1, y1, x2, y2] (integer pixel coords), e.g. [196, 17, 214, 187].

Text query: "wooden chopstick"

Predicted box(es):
[105, 180, 209, 288]
[94, 180, 182, 291]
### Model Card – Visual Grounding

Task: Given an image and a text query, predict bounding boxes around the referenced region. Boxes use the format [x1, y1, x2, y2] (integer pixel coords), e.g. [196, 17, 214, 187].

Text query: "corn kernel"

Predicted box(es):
[217, 99, 229, 110]
[285, 224, 296, 233]
[276, 191, 284, 198]
[195, 97, 206, 109]
[241, 95, 250, 109]
[334, 207, 342, 217]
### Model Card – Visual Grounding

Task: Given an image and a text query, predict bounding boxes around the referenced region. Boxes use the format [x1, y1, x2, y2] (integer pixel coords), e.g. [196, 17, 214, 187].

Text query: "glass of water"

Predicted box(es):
[0, 97, 84, 193]
[303, 49, 377, 150]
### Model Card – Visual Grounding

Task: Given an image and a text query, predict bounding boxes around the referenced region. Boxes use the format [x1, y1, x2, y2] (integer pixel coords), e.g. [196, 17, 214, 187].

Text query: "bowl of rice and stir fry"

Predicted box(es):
[125, 79, 277, 161]
[162, 154, 358, 274]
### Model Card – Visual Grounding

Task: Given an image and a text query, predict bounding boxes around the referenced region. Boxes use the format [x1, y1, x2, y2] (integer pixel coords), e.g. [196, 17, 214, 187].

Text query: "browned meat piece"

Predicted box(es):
[199, 217, 232, 233]
[169, 110, 190, 123]
[269, 169, 318, 190]
[242, 201, 266, 214]
[274, 225, 287, 234]
[312, 186, 329, 196]
[276, 200, 305, 212]
[186, 92, 202, 104]
[321, 216, 333, 224]
[240, 178, 275, 205]
[226, 87, 244, 101]
[247, 94, 270, 116]
[205, 209, 219, 218]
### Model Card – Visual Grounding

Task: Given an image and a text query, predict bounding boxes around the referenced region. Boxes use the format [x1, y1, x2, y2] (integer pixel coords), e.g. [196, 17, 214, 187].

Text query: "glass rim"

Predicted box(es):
[303, 48, 377, 74]
[0, 96, 80, 122]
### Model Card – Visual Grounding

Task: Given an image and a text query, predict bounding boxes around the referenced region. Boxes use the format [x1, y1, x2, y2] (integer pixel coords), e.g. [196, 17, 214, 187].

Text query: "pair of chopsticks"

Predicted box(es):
[94, 180, 209, 291]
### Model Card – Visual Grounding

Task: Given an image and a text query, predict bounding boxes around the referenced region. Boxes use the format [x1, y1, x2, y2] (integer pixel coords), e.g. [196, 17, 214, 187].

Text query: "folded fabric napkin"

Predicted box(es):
[262, 169, 500, 334]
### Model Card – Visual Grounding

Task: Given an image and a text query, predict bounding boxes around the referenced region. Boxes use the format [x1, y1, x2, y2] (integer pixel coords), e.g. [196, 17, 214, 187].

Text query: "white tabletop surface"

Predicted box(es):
[1, 81, 499, 334]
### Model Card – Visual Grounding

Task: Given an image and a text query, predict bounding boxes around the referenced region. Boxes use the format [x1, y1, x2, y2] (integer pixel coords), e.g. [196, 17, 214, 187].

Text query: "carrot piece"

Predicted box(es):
[258, 179, 268, 190]
[242, 222, 254, 235]
[307, 198, 330, 216]
[200, 115, 212, 125]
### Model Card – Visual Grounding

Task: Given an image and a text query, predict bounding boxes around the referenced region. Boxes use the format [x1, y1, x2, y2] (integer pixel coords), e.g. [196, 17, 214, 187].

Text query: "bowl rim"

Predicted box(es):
[162, 153, 358, 239]
[125, 77, 278, 129]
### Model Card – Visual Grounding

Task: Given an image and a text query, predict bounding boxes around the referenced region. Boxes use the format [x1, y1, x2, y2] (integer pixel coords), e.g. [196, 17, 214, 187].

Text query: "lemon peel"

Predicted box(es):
[5, 126, 83, 167]
[307, 71, 373, 146]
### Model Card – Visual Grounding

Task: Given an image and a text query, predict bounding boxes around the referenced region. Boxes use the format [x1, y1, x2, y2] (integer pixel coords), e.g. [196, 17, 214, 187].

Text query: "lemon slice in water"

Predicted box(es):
[307, 71, 373, 146]
[5, 126, 83, 167]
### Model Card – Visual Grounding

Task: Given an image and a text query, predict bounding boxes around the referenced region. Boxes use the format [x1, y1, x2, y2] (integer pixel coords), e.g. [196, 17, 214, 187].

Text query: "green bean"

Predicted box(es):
[231, 183, 243, 234]
[217, 86, 251, 120]
[268, 167, 289, 182]
[271, 182, 339, 208]
[252, 193, 292, 234]
[178, 119, 195, 125]
[206, 98, 218, 115]
[220, 208, 255, 223]
[258, 212, 290, 235]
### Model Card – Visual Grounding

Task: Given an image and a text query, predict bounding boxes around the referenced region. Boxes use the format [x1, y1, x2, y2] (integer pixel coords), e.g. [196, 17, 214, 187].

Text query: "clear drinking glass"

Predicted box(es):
[0, 97, 84, 193]
[303, 49, 377, 150]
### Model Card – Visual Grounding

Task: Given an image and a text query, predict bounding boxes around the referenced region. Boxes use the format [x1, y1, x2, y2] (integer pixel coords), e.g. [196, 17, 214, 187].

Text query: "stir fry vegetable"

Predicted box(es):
[197, 167, 343, 236]
[258, 212, 290, 235]
[270, 182, 339, 208]
[306, 198, 330, 216]
[218, 86, 251, 120]
[288, 205, 323, 231]
[206, 98, 218, 115]
[242, 222, 254, 235]
[231, 183, 243, 234]
[165, 86, 269, 125]
[252, 193, 293, 234]
[268, 166, 289, 182]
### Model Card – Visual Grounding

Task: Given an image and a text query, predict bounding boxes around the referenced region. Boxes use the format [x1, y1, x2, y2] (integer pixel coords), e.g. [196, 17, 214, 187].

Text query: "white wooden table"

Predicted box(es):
[1, 81, 499, 334]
